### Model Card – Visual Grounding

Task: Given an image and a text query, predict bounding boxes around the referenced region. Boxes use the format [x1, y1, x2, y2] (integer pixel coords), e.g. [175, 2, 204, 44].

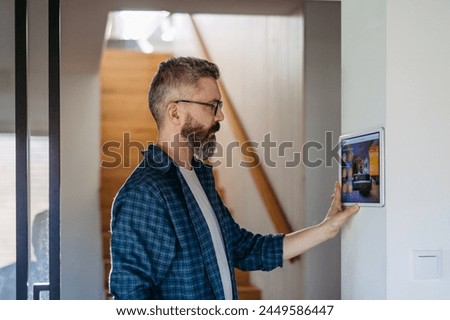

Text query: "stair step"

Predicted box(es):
[237, 285, 262, 300]
[235, 268, 250, 286]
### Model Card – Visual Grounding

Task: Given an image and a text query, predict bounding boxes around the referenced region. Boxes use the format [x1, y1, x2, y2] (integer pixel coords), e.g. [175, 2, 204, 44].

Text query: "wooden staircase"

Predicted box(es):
[235, 269, 261, 299]
[100, 49, 260, 299]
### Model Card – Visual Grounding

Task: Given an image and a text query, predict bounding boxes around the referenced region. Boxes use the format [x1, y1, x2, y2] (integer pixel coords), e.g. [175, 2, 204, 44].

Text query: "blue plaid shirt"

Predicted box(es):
[109, 144, 285, 300]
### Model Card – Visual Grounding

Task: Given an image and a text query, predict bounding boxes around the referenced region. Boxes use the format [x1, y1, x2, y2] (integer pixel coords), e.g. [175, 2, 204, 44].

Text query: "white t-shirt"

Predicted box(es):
[179, 167, 233, 300]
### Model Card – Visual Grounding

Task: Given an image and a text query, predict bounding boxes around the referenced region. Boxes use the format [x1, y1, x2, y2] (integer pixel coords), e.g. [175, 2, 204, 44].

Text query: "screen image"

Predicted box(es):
[339, 128, 384, 206]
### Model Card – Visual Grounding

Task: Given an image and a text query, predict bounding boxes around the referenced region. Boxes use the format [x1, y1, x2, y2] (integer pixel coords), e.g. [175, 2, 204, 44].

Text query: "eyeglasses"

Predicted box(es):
[175, 99, 223, 116]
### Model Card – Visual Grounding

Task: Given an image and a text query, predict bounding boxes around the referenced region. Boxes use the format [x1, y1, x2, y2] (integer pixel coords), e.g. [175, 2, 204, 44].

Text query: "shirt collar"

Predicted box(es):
[143, 144, 210, 174]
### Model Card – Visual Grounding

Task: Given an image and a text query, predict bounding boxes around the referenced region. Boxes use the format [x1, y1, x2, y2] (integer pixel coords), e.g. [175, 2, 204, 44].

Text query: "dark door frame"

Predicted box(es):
[15, 0, 61, 300]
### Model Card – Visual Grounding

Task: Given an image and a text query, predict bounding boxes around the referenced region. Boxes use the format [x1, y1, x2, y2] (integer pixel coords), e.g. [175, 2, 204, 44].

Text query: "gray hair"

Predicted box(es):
[148, 56, 220, 128]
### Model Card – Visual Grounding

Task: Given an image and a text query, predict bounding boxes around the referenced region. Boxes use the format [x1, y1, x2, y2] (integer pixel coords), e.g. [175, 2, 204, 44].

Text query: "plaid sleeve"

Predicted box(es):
[225, 209, 285, 272]
[109, 185, 176, 299]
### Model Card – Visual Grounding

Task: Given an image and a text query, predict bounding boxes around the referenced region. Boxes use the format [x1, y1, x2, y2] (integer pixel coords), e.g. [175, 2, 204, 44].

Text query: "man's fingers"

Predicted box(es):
[344, 204, 360, 216]
[333, 181, 342, 205]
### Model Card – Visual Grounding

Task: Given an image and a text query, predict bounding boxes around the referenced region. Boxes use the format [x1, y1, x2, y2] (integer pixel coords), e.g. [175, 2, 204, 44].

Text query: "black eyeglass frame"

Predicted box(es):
[175, 99, 223, 115]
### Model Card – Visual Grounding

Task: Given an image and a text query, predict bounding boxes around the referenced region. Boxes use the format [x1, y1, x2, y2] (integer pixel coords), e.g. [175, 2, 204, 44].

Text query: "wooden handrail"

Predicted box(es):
[189, 16, 292, 235]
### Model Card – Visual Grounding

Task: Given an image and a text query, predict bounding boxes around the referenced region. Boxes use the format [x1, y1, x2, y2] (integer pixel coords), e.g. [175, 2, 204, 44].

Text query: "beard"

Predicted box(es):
[180, 114, 220, 161]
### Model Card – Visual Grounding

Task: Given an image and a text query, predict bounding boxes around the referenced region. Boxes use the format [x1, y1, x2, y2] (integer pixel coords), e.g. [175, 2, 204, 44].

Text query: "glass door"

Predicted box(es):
[0, 0, 20, 300]
[0, 0, 60, 300]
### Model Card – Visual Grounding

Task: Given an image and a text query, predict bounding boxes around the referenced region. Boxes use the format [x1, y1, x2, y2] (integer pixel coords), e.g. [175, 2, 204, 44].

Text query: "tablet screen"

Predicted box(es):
[339, 128, 384, 206]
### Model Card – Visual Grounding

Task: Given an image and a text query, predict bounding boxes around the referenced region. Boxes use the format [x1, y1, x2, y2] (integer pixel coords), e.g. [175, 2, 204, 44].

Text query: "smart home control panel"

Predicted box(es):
[339, 128, 385, 207]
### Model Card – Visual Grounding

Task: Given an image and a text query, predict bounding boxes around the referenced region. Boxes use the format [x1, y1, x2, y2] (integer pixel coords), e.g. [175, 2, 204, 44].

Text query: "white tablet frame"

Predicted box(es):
[338, 127, 385, 207]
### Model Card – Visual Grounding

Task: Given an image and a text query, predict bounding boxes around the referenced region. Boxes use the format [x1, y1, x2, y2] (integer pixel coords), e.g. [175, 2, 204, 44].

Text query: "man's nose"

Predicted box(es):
[214, 106, 225, 122]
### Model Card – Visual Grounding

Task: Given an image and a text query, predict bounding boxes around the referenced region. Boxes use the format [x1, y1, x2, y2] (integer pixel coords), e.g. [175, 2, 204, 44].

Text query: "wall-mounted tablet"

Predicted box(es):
[339, 127, 385, 207]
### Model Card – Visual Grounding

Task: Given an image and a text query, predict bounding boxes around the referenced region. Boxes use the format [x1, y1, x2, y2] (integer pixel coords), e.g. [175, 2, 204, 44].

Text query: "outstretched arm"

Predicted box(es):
[283, 181, 359, 261]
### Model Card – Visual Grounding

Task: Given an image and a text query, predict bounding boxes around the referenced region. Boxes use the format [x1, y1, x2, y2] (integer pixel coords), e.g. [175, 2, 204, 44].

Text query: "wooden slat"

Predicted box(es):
[104, 258, 111, 288]
[100, 144, 148, 167]
[238, 286, 262, 300]
[101, 94, 150, 111]
[101, 206, 111, 232]
[102, 232, 110, 259]
[235, 268, 250, 286]
[101, 183, 126, 209]
[101, 167, 134, 184]
[101, 127, 156, 144]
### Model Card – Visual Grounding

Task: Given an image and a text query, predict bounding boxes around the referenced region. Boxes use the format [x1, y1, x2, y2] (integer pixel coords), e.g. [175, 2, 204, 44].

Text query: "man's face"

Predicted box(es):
[179, 77, 224, 160]
[181, 114, 220, 160]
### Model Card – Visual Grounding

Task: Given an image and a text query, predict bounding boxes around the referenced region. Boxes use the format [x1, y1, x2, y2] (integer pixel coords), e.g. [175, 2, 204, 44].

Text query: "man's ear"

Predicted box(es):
[166, 102, 181, 125]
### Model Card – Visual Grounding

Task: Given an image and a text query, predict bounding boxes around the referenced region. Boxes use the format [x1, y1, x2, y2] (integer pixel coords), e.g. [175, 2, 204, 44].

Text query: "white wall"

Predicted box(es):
[60, 73, 104, 299]
[386, 0, 450, 299]
[342, 0, 450, 299]
[303, 1, 342, 299]
[57, 0, 107, 299]
[341, 0, 387, 300]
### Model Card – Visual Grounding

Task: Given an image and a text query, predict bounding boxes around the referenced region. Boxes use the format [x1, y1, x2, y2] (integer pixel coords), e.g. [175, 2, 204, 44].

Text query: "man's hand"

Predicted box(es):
[283, 181, 359, 260]
[320, 181, 360, 240]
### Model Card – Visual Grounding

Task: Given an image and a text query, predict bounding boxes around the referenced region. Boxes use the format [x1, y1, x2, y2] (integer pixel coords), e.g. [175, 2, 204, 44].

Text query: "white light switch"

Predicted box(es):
[413, 250, 442, 280]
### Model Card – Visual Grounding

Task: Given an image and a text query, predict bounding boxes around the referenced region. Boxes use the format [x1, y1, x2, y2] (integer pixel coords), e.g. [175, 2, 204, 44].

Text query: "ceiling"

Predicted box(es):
[61, 0, 305, 73]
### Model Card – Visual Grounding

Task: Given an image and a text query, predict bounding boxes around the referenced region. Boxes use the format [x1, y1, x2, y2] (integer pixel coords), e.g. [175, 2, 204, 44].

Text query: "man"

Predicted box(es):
[109, 56, 359, 300]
